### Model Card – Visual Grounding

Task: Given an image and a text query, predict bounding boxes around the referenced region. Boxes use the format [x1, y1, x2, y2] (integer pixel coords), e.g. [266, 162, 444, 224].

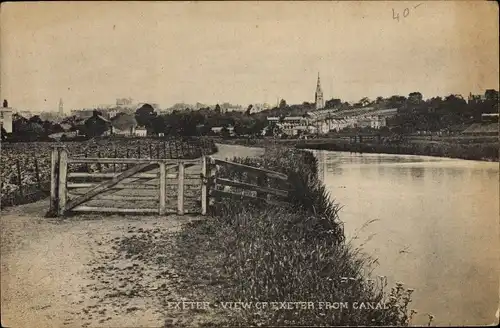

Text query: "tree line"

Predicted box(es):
[3, 89, 498, 141]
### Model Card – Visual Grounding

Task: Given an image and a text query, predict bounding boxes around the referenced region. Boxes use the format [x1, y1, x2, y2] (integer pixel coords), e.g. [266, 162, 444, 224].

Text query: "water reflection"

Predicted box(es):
[313, 149, 499, 326]
[409, 167, 425, 181]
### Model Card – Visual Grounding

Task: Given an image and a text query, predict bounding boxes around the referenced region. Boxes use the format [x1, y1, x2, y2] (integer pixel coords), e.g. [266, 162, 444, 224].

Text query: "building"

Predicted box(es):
[84, 111, 112, 137]
[134, 126, 147, 137]
[267, 116, 313, 136]
[116, 98, 134, 107]
[0, 107, 13, 133]
[315, 73, 324, 110]
[305, 107, 398, 133]
[211, 126, 235, 136]
[468, 90, 499, 105]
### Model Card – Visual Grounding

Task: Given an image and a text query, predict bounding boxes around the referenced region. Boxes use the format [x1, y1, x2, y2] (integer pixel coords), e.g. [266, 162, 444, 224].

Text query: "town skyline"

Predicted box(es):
[1, 1, 498, 112]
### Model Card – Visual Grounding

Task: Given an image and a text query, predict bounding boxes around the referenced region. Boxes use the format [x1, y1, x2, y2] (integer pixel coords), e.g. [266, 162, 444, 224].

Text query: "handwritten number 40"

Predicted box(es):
[393, 3, 423, 22]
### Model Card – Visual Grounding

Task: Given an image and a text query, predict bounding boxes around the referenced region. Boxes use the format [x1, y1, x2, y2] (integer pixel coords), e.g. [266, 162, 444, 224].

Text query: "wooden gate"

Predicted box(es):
[49, 146, 207, 217]
[49, 147, 292, 217]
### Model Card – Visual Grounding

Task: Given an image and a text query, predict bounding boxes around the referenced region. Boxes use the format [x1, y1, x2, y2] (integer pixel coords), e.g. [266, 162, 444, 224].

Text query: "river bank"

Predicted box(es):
[166, 146, 417, 326]
[213, 137, 499, 162]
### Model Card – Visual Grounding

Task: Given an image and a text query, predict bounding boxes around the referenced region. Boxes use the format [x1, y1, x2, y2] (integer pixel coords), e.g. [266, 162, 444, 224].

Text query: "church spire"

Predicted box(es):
[59, 98, 64, 115]
[315, 72, 324, 110]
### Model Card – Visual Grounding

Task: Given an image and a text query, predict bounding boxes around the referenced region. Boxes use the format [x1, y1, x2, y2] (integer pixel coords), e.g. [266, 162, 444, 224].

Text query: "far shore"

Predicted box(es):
[215, 137, 499, 162]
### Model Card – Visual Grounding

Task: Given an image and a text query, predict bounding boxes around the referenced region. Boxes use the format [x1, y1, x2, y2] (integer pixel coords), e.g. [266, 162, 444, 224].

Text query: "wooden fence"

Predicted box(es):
[204, 157, 291, 207]
[0, 157, 49, 207]
[49, 146, 292, 217]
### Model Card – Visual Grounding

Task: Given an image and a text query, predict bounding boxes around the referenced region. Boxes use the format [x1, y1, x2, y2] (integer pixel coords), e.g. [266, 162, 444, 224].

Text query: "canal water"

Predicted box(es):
[313, 150, 499, 326]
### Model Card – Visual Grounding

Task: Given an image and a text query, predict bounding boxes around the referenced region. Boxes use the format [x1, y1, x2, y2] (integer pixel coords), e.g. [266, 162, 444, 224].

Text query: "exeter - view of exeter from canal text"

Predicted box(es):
[1, 1, 499, 327]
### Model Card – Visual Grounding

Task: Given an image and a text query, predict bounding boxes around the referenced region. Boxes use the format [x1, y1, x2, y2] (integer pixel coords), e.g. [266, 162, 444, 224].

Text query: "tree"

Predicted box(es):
[245, 104, 253, 116]
[214, 104, 221, 114]
[325, 98, 341, 109]
[29, 115, 43, 125]
[359, 97, 371, 107]
[279, 99, 287, 109]
[484, 89, 499, 102]
[150, 116, 166, 135]
[135, 104, 157, 127]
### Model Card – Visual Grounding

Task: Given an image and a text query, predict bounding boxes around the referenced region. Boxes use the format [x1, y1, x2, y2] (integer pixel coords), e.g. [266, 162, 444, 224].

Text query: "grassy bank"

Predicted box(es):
[169, 147, 416, 326]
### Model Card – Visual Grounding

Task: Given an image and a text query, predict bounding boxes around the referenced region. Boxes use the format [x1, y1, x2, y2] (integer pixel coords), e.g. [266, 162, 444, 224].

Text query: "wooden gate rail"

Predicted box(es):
[203, 156, 291, 207]
[49, 146, 206, 217]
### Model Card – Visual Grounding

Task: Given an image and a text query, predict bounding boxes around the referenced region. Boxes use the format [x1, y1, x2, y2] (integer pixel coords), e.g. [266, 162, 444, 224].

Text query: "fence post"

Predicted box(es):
[114, 148, 118, 172]
[159, 162, 166, 215]
[201, 156, 208, 215]
[149, 144, 153, 158]
[84, 150, 89, 172]
[16, 159, 23, 199]
[97, 151, 101, 172]
[138, 145, 141, 158]
[156, 144, 160, 159]
[50, 146, 60, 214]
[34, 157, 41, 190]
[177, 161, 185, 215]
[57, 148, 68, 216]
[126, 148, 130, 170]
[163, 142, 166, 159]
[256, 173, 266, 200]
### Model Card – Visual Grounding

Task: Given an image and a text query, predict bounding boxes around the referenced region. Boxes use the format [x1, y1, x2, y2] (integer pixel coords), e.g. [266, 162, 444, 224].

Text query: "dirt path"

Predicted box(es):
[1, 199, 201, 328]
[1, 144, 264, 328]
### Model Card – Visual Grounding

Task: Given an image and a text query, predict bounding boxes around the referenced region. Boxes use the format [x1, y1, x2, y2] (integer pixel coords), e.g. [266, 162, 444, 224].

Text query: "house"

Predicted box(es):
[135, 126, 147, 137]
[84, 110, 112, 137]
[267, 116, 310, 135]
[211, 126, 235, 136]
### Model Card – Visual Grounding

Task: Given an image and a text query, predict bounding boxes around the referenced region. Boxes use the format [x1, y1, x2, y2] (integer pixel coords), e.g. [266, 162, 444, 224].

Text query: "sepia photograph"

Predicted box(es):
[0, 1, 499, 327]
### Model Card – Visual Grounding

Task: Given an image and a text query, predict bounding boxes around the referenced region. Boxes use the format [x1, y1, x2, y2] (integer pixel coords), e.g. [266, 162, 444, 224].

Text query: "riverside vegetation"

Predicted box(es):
[214, 136, 499, 162]
[168, 147, 417, 326]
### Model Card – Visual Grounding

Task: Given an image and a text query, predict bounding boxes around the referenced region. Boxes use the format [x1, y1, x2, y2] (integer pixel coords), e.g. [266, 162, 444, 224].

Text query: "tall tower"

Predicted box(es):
[58, 98, 64, 116]
[315, 73, 324, 110]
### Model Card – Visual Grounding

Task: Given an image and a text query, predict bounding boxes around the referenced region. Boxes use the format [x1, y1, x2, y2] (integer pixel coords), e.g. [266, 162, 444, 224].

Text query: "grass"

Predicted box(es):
[168, 146, 417, 326]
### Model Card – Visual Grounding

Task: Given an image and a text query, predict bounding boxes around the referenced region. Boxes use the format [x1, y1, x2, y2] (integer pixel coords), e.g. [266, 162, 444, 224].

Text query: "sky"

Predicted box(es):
[1, 1, 498, 112]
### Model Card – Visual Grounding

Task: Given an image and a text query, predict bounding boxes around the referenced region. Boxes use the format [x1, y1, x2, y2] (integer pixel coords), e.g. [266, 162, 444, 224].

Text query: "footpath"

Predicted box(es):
[0, 144, 263, 328]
